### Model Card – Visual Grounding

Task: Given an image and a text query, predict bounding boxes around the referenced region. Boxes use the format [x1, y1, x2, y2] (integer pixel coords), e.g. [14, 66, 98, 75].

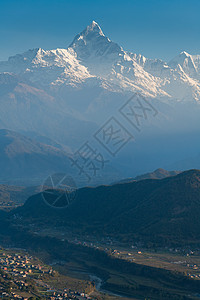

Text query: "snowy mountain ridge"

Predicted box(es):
[1, 21, 200, 102]
[1, 21, 200, 184]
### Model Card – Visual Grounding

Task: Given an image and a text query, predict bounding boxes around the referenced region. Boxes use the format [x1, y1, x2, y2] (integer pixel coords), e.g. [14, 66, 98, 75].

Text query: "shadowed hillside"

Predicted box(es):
[0, 129, 72, 184]
[11, 169, 200, 246]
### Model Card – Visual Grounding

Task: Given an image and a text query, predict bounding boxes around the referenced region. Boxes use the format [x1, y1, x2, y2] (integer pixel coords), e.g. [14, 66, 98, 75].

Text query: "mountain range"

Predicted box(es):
[1, 21, 200, 102]
[1, 21, 200, 182]
[10, 169, 200, 246]
[0, 167, 176, 209]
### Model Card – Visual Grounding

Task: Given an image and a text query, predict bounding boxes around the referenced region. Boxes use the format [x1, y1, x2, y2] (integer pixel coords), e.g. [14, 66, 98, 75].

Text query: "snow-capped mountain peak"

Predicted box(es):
[69, 21, 123, 61]
[179, 51, 190, 57]
[169, 51, 197, 77]
[1, 22, 200, 102]
[84, 20, 105, 37]
[70, 21, 105, 46]
[0, 48, 41, 74]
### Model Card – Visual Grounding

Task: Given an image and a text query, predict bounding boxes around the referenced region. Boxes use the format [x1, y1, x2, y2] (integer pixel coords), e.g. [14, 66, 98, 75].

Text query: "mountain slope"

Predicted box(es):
[0, 48, 94, 88]
[116, 168, 181, 184]
[0, 184, 39, 210]
[68, 21, 167, 97]
[12, 169, 200, 246]
[0, 72, 97, 147]
[0, 129, 72, 184]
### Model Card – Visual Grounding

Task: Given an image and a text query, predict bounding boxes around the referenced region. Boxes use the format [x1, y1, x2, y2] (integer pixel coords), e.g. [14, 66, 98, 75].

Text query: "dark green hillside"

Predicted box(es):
[12, 169, 200, 246]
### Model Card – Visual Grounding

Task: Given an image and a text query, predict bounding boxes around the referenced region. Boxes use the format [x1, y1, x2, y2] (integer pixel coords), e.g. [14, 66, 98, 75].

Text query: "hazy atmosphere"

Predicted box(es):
[0, 1, 200, 299]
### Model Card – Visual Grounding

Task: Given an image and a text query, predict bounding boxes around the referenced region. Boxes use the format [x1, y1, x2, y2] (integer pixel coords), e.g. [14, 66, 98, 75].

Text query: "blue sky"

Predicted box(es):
[0, 0, 200, 62]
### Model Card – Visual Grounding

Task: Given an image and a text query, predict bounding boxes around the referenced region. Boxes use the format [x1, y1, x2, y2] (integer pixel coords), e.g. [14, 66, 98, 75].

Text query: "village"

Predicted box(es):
[0, 249, 93, 299]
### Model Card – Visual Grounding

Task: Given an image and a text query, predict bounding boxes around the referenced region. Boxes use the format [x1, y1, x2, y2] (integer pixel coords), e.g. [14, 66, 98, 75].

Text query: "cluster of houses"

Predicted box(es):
[0, 252, 52, 277]
[0, 251, 93, 300]
[0, 289, 91, 300]
[0, 272, 31, 299]
[44, 290, 91, 300]
[186, 263, 200, 279]
[0, 290, 29, 299]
